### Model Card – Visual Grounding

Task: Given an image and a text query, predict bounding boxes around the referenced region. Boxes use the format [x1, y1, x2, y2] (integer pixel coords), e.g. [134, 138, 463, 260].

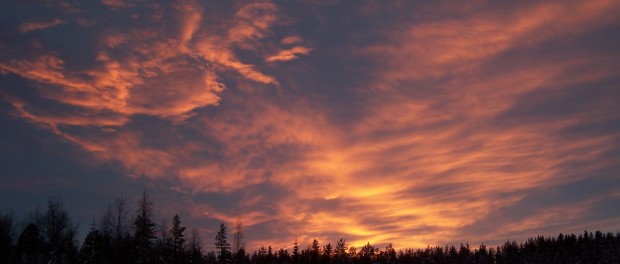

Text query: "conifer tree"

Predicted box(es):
[79, 221, 102, 263]
[321, 243, 332, 264]
[292, 238, 300, 264]
[133, 191, 156, 263]
[168, 214, 186, 263]
[215, 223, 231, 264]
[335, 238, 348, 264]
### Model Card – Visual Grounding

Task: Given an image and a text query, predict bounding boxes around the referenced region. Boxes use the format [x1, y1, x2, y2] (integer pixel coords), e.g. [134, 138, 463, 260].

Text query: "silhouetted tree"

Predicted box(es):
[94, 206, 113, 263]
[215, 223, 231, 264]
[321, 243, 332, 264]
[156, 219, 170, 262]
[458, 243, 471, 263]
[358, 242, 375, 264]
[133, 191, 156, 263]
[378, 243, 396, 264]
[334, 238, 348, 264]
[310, 239, 320, 264]
[233, 218, 245, 263]
[474, 243, 489, 264]
[41, 198, 78, 263]
[79, 221, 103, 263]
[112, 196, 129, 243]
[15, 223, 41, 264]
[6, 192, 620, 264]
[205, 251, 218, 264]
[347, 246, 357, 261]
[276, 248, 289, 264]
[291, 238, 300, 264]
[267, 245, 274, 264]
[0, 212, 14, 264]
[187, 228, 205, 264]
[167, 214, 186, 263]
[254, 245, 268, 264]
[107, 196, 132, 263]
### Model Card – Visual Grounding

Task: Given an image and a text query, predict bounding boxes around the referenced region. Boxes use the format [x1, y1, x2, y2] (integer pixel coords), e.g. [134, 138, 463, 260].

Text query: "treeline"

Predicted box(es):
[1, 194, 620, 264]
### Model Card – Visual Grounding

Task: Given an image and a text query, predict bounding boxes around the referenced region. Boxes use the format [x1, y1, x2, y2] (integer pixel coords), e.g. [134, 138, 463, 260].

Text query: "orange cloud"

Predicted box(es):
[40, 0, 616, 249]
[1, 0, 310, 126]
[173, 0, 203, 48]
[2, 0, 619, 252]
[281, 35, 303, 45]
[367, 1, 620, 82]
[266, 46, 313, 62]
[228, 3, 279, 49]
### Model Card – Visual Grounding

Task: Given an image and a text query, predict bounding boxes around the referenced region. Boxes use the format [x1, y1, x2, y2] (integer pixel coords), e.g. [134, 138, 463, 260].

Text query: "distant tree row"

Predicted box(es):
[1, 193, 619, 263]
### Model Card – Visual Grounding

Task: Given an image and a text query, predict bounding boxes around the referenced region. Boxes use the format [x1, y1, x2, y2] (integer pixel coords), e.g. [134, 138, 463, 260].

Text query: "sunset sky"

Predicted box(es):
[1, 0, 619, 252]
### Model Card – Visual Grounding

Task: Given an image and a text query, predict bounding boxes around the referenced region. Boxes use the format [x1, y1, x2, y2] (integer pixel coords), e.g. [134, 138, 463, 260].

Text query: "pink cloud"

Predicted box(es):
[101, 0, 132, 9]
[18, 19, 64, 33]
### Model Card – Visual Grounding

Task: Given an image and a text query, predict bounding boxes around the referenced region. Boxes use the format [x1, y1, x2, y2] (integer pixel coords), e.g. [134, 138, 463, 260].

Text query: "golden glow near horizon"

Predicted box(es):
[1, 0, 619, 251]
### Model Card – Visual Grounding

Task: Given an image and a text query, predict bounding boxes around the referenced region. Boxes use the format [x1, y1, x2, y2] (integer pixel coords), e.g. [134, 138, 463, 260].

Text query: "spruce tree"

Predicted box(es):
[79, 222, 102, 264]
[335, 238, 347, 264]
[133, 191, 156, 263]
[215, 223, 231, 264]
[168, 214, 186, 263]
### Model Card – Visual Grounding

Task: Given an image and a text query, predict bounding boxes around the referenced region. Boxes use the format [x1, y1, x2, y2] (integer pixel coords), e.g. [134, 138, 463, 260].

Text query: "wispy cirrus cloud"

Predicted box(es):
[0, 0, 619, 252]
[18, 19, 65, 33]
[0, 0, 299, 125]
[266, 46, 312, 62]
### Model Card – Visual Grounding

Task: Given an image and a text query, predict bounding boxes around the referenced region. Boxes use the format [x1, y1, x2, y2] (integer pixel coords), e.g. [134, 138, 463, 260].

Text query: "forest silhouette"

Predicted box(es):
[1, 194, 619, 264]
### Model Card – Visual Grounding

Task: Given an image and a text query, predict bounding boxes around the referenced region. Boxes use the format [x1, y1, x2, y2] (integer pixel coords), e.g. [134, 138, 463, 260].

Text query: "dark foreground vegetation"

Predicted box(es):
[1, 194, 619, 263]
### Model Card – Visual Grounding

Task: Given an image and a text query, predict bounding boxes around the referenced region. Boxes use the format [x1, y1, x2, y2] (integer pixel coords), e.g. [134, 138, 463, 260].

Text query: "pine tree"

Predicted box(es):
[133, 191, 156, 263]
[335, 238, 348, 264]
[292, 238, 300, 264]
[168, 214, 186, 263]
[79, 221, 102, 263]
[384, 243, 396, 264]
[310, 239, 321, 264]
[321, 243, 332, 264]
[215, 223, 231, 264]
[359, 242, 375, 264]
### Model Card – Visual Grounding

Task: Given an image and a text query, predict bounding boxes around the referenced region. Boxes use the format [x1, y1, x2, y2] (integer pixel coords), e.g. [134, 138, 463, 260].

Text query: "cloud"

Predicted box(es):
[266, 46, 312, 62]
[1, 0, 619, 252]
[101, 0, 132, 9]
[192, 2, 285, 84]
[195, 37, 278, 85]
[366, 1, 620, 82]
[0, 0, 305, 124]
[228, 3, 279, 48]
[18, 19, 65, 33]
[173, 0, 203, 48]
[281, 35, 303, 45]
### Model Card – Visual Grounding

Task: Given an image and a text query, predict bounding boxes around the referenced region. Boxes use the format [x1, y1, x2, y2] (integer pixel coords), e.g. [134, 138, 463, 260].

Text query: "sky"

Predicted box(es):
[1, 0, 620, 252]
